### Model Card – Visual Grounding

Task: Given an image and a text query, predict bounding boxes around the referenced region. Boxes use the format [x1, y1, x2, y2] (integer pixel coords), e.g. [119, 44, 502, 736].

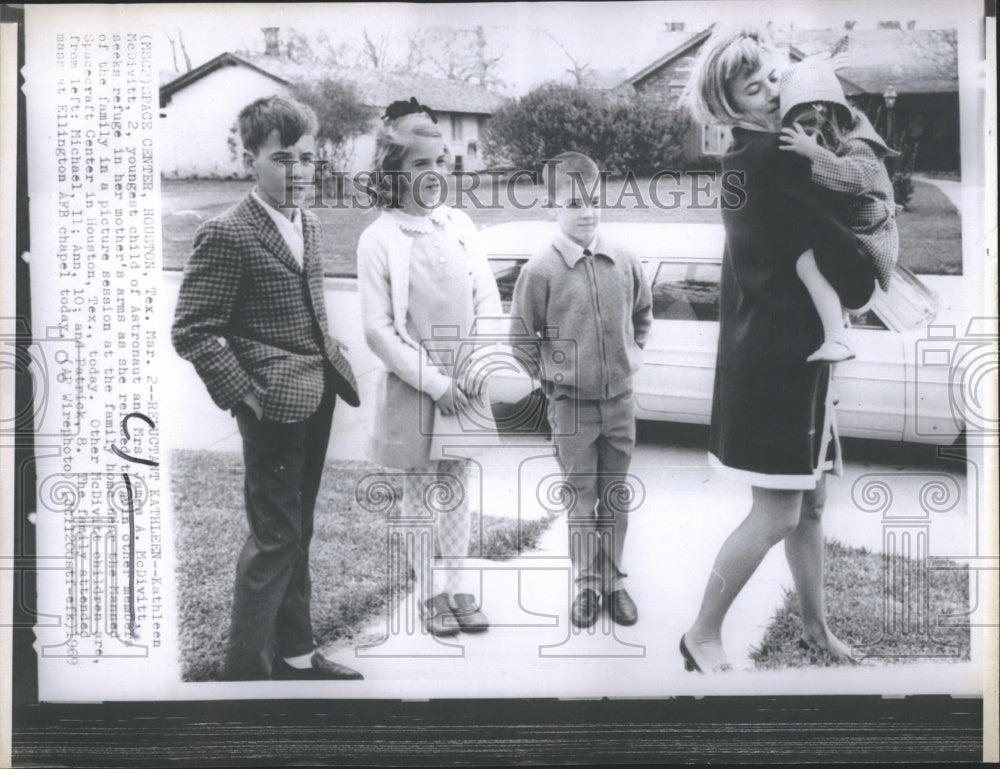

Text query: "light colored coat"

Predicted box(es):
[357, 206, 503, 468]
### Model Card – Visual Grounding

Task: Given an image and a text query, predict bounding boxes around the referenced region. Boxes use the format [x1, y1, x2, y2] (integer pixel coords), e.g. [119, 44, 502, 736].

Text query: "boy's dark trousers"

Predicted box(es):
[223, 385, 335, 681]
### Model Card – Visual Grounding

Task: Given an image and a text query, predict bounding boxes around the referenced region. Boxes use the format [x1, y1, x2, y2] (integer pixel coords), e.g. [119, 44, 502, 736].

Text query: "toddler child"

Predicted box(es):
[779, 57, 899, 363]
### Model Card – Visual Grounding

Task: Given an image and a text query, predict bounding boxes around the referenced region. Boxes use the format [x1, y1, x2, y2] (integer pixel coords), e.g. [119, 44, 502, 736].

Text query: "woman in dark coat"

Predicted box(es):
[678, 26, 877, 673]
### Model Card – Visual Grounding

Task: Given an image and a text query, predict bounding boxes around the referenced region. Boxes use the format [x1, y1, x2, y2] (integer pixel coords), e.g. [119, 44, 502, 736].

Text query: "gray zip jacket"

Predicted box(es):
[510, 230, 652, 401]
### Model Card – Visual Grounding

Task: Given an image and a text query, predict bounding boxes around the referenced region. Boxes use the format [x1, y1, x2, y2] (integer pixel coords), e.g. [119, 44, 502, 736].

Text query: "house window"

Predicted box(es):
[450, 114, 464, 142]
[453, 155, 464, 173]
[701, 124, 732, 155]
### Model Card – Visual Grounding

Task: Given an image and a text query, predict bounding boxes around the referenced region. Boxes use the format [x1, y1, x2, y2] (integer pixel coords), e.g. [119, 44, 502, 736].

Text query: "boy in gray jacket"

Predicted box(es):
[510, 152, 652, 628]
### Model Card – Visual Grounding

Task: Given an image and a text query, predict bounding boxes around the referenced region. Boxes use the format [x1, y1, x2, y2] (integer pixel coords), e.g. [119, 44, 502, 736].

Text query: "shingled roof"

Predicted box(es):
[623, 26, 958, 96]
[780, 28, 958, 95]
[622, 27, 713, 90]
[160, 52, 507, 114]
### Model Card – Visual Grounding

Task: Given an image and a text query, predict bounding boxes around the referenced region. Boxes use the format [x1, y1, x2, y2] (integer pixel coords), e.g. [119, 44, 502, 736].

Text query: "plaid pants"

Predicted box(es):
[400, 459, 473, 602]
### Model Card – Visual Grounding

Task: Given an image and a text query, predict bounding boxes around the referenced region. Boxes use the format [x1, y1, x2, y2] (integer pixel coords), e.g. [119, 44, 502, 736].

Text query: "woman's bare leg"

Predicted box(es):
[784, 475, 856, 660]
[684, 487, 803, 671]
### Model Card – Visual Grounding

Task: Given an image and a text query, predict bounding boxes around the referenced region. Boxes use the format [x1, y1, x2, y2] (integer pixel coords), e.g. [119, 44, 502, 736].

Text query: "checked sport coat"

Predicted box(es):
[172, 192, 359, 423]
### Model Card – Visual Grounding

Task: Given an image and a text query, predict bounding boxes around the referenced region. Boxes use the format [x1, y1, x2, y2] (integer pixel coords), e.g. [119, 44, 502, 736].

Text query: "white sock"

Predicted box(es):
[282, 651, 314, 669]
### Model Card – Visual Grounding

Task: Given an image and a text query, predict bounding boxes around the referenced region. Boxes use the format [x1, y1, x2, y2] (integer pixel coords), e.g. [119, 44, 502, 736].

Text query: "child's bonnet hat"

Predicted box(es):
[779, 58, 852, 124]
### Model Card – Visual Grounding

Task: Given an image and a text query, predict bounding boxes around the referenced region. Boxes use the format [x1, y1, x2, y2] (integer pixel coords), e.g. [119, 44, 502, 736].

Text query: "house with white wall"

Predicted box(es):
[159, 49, 505, 178]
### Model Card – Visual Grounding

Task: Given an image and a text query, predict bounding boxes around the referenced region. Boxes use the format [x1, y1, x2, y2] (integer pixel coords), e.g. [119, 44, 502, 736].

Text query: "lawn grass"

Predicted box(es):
[161, 176, 964, 278]
[896, 180, 963, 275]
[171, 449, 555, 682]
[751, 539, 970, 669]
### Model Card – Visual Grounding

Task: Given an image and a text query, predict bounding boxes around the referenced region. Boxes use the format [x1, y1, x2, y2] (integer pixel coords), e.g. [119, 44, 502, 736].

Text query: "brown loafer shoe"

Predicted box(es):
[570, 588, 601, 628]
[272, 652, 364, 680]
[452, 593, 489, 632]
[421, 592, 460, 637]
[605, 588, 638, 626]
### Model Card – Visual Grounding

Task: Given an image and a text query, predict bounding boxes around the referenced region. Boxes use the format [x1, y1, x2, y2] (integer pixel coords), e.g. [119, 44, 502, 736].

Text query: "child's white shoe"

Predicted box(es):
[807, 340, 856, 363]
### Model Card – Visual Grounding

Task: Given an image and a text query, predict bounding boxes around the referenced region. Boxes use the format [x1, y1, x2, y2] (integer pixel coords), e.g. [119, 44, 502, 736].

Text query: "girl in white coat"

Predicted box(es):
[357, 99, 503, 637]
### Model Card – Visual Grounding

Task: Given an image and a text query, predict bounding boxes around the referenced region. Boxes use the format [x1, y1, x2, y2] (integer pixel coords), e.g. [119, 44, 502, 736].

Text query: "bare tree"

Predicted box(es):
[360, 28, 390, 68]
[405, 26, 505, 87]
[279, 29, 350, 65]
[911, 28, 958, 77]
[283, 29, 314, 62]
[165, 29, 193, 72]
[404, 31, 427, 72]
[177, 29, 192, 72]
[165, 31, 179, 71]
[544, 31, 592, 86]
[471, 26, 504, 87]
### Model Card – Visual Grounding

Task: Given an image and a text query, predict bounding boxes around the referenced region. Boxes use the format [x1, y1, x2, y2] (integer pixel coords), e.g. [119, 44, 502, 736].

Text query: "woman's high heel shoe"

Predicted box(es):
[679, 635, 701, 673]
[680, 635, 732, 674]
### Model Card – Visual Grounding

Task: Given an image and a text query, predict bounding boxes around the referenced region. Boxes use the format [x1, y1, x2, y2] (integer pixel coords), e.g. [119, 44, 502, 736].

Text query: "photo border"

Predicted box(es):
[4, 1, 996, 764]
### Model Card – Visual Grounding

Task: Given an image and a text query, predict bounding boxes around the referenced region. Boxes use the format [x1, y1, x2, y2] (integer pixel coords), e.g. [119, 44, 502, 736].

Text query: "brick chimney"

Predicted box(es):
[262, 27, 280, 57]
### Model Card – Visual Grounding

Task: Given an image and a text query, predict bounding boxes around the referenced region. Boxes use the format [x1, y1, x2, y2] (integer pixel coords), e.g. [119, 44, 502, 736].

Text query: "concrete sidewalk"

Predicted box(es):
[160, 272, 977, 696]
[912, 173, 962, 210]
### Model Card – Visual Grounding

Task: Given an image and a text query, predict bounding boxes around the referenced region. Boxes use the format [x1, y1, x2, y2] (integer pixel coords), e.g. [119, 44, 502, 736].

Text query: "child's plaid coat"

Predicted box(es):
[172, 193, 359, 422]
[807, 112, 899, 292]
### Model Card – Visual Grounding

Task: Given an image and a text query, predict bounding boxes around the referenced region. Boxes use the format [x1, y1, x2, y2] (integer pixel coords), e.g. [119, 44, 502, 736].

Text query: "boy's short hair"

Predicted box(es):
[542, 151, 601, 195]
[237, 96, 318, 155]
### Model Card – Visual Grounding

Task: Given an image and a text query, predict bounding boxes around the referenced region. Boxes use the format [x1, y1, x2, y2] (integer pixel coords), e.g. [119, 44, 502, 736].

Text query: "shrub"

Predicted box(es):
[291, 78, 375, 171]
[854, 97, 916, 210]
[889, 136, 917, 210]
[482, 83, 694, 178]
[892, 170, 915, 210]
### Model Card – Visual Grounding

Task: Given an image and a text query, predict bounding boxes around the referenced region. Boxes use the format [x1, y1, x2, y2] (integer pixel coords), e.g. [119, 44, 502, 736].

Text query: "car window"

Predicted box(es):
[849, 308, 889, 330]
[651, 262, 721, 321]
[489, 258, 526, 309]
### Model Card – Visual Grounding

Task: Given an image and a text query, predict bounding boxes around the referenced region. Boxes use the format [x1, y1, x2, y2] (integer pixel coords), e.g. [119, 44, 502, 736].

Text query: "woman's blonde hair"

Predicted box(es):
[681, 24, 784, 129]
[370, 112, 451, 208]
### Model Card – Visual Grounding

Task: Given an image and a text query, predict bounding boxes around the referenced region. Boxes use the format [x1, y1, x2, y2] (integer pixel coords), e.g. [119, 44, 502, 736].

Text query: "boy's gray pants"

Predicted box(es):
[549, 389, 635, 594]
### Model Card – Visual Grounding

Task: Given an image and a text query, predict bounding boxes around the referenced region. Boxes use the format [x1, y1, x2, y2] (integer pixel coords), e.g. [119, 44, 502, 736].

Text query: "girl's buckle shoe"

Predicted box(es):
[452, 593, 489, 632]
[421, 592, 460, 637]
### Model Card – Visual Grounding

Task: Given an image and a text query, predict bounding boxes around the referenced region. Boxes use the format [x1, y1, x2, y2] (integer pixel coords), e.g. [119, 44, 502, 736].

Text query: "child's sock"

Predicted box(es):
[796, 250, 855, 363]
[807, 332, 855, 363]
[282, 651, 314, 669]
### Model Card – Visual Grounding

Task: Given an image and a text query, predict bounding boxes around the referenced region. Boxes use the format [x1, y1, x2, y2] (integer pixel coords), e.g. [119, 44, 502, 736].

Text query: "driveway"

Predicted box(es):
[160, 273, 975, 694]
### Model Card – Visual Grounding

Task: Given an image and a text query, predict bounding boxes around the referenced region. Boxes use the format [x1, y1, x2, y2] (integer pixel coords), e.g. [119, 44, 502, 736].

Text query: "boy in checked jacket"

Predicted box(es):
[172, 97, 363, 681]
[510, 152, 653, 629]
